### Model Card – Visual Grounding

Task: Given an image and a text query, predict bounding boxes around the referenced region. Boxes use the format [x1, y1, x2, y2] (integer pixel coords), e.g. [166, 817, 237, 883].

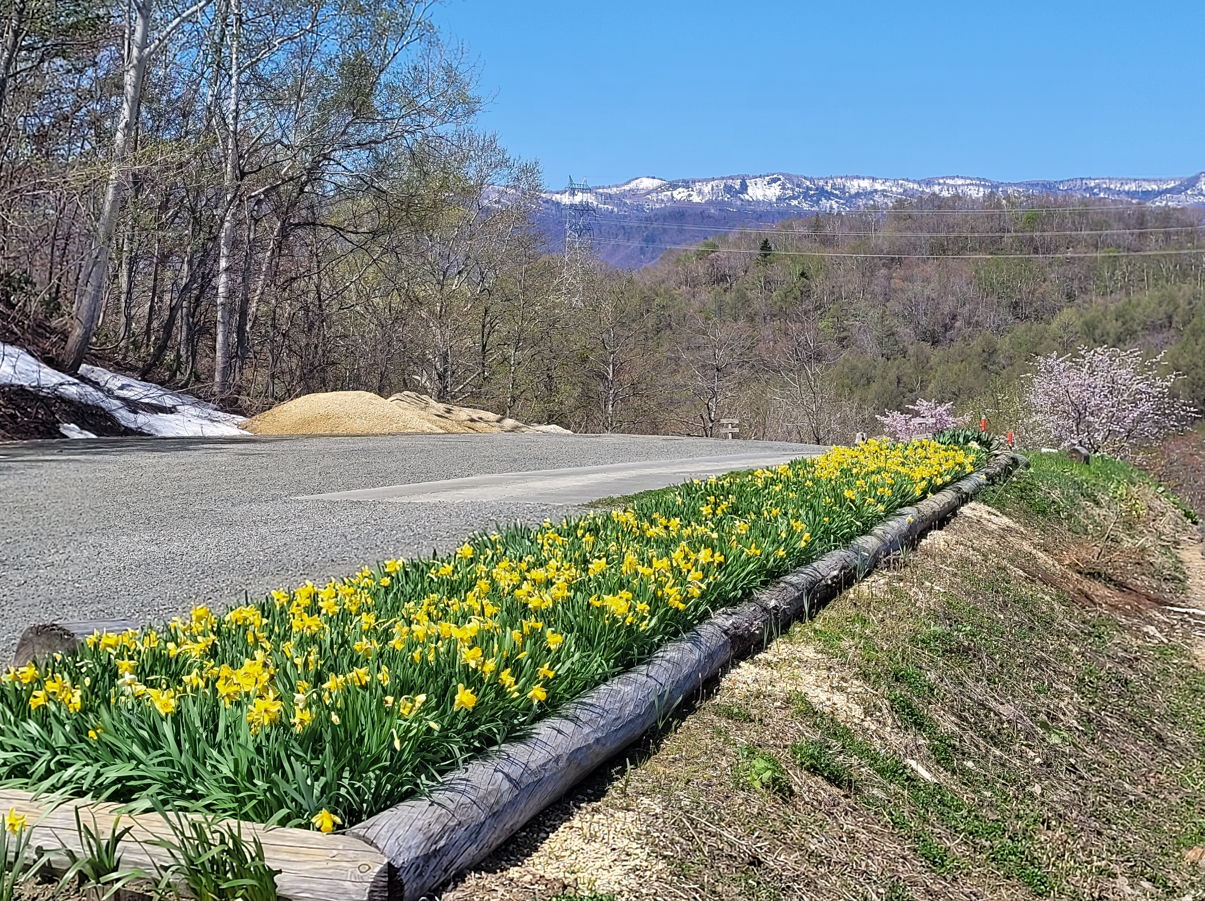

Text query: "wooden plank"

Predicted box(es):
[12, 620, 140, 666]
[350, 452, 1023, 899]
[0, 788, 395, 901]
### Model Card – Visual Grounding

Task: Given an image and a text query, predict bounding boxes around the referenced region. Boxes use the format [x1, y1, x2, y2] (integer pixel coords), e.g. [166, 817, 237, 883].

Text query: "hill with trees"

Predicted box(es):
[0, 2, 1201, 444]
[543, 196, 1205, 441]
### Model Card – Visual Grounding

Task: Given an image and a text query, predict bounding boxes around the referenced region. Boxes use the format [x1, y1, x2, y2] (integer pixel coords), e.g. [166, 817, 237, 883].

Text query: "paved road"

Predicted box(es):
[0, 433, 822, 661]
[300, 452, 807, 504]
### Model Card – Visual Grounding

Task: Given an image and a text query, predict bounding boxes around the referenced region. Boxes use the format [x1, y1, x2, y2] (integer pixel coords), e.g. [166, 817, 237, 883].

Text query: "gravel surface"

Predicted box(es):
[0, 433, 821, 662]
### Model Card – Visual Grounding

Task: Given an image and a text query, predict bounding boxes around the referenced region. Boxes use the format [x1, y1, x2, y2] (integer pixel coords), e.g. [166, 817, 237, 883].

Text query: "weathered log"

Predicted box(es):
[0, 788, 395, 901]
[12, 620, 140, 667]
[350, 452, 1023, 900]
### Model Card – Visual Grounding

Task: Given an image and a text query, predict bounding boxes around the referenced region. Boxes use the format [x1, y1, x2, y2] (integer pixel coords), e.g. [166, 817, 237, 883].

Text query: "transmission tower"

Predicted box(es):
[562, 176, 595, 304]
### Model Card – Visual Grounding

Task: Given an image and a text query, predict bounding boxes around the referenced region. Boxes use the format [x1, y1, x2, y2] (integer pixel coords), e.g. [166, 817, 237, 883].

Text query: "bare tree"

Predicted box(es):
[63, 0, 212, 372]
[679, 313, 754, 438]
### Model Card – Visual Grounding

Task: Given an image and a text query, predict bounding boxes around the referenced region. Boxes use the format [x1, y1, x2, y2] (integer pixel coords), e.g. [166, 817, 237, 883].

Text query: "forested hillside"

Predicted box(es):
[543, 198, 1205, 440]
[1, 0, 1201, 441]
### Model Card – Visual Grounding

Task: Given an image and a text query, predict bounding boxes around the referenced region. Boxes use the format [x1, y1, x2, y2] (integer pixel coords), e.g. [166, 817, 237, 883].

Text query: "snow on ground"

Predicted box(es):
[58, 423, 97, 439]
[0, 341, 248, 438]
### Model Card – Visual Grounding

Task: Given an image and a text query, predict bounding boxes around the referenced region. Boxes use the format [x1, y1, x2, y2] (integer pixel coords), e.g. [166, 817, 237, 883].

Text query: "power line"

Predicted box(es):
[587, 217, 1205, 239]
[588, 237, 1205, 260]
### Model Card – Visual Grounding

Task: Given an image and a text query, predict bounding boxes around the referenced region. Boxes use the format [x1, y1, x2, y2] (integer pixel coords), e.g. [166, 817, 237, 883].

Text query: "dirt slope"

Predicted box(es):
[442, 455, 1205, 901]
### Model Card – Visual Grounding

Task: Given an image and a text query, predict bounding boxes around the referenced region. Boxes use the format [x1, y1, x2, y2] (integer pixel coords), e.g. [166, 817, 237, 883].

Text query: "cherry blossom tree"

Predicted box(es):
[1028, 345, 1197, 456]
[876, 399, 966, 441]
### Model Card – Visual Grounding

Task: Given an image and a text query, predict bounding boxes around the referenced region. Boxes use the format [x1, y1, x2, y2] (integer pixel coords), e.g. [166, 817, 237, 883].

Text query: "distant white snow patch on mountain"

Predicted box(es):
[545, 170, 1205, 214]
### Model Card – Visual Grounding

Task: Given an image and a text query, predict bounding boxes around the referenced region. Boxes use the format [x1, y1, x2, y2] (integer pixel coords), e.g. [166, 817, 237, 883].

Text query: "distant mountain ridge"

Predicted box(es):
[537, 171, 1205, 269]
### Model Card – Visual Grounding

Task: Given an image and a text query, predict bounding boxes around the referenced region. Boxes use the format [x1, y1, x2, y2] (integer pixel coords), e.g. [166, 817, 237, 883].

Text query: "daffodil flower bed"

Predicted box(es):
[0, 438, 984, 830]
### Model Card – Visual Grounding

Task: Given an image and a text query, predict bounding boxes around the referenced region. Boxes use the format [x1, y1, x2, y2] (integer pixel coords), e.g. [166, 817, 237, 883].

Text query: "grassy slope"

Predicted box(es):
[443, 453, 1205, 901]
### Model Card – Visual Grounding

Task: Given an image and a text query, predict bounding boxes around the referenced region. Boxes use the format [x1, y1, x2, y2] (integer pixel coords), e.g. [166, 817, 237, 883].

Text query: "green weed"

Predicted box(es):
[792, 695, 1052, 893]
[152, 813, 280, 901]
[60, 808, 148, 899]
[736, 746, 794, 800]
[713, 702, 755, 723]
[790, 739, 856, 790]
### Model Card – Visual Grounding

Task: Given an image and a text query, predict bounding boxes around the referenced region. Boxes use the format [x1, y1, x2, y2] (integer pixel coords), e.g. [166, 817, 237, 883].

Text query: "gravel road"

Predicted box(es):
[0, 433, 822, 661]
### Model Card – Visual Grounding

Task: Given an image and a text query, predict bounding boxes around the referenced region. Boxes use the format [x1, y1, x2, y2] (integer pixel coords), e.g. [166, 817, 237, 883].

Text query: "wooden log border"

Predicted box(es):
[13, 620, 140, 667]
[0, 787, 394, 901]
[349, 451, 1024, 900]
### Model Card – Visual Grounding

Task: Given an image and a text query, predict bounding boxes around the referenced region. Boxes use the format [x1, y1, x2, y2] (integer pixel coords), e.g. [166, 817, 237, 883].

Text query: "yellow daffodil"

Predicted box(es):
[311, 809, 341, 833]
[15, 664, 39, 685]
[5, 808, 26, 835]
[453, 683, 477, 711]
[147, 688, 177, 716]
[460, 646, 483, 668]
[247, 694, 284, 733]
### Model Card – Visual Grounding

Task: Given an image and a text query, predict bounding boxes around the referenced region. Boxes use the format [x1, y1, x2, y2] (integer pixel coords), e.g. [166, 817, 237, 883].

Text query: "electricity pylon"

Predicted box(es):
[562, 176, 595, 305]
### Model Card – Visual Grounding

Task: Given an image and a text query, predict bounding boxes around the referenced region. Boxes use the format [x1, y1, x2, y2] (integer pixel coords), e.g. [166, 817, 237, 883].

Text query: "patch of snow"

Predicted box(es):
[1, 342, 248, 438]
[58, 423, 96, 439]
[742, 177, 788, 203]
[78, 364, 245, 428]
[548, 171, 1205, 217]
[608, 176, 667, 194]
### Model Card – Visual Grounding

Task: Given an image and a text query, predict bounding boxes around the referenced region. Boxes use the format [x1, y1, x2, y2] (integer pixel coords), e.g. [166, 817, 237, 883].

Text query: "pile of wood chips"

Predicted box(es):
[242, 390, 569, 436]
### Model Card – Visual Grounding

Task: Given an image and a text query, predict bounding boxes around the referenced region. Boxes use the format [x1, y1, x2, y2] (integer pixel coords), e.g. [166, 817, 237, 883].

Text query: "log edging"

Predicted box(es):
[348, 451, 1024, 900]
[0, 787, 394, 901]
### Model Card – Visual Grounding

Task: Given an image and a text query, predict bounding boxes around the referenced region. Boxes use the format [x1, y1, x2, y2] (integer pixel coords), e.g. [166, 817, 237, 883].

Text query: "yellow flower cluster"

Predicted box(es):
[0, 438, 981, 829]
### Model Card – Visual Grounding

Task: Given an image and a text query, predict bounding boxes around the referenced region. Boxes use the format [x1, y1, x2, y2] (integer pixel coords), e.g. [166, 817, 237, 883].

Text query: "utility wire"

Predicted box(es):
[586, 238, 1205, 260]
[586, 218, 1205, 239]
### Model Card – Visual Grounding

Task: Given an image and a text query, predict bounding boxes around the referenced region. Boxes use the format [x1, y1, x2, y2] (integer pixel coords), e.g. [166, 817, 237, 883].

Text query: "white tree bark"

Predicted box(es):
[213, 0, 241, 394]
[63, 0, 213, 373]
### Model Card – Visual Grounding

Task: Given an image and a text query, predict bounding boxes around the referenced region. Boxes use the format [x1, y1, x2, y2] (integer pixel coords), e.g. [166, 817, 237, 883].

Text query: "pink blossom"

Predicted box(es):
[875, 399, 966, 441]
[1027, 345, 1197, 457]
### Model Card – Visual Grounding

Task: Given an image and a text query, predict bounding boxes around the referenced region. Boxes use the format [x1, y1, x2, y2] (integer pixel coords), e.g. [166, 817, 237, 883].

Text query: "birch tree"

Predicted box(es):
[63, 0, 213, 372]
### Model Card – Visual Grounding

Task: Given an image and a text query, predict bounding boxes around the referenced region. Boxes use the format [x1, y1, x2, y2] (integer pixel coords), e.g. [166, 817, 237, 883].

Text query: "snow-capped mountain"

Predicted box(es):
[538, 171, 1205, 269]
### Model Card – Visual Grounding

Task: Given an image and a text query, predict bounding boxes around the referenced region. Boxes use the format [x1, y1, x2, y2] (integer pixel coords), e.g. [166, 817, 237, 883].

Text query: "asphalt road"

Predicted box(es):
[0, 433, 822, 661]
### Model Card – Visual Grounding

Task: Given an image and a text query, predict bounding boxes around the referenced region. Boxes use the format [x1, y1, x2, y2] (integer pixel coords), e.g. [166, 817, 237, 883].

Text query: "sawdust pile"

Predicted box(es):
[242, 390, 570, 436]
[242, 391, 443, 436]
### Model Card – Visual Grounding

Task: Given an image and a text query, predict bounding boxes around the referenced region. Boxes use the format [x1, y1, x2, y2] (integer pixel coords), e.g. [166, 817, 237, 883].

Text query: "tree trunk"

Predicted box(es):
[240, 214, 284, 373]
[63, 0, 212, 371]
[213, 0, 240, 394]
[63, 0, 154, 372]
[0, 0, 26, 123]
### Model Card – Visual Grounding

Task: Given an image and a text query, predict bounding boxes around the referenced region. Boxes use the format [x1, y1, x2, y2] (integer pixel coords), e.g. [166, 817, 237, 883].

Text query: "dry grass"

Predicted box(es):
[440, 458, 1205, 901]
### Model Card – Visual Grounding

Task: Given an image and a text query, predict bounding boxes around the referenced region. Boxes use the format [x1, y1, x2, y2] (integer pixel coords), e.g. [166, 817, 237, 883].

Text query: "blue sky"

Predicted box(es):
[435, 0, 1204, 189]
